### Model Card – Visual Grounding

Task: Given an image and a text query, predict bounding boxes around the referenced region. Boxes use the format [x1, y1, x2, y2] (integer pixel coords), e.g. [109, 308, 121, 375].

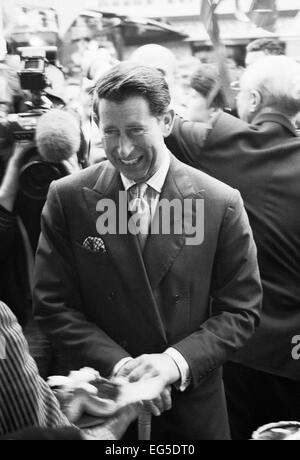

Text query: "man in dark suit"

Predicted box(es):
[34, 62, 262, 440]
[166, 55, 300, 439]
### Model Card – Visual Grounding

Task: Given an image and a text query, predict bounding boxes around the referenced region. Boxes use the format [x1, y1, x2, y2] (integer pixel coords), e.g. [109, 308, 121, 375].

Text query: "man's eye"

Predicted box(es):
[104, 130, 118, 137]
[130, 128, 145, 135]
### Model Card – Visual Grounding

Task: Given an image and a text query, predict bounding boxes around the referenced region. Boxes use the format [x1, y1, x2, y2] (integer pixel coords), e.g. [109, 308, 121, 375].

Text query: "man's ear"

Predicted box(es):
[161, 109, 175, 137]
[249, 89, 262, 113]
[92, 112, 99, 126]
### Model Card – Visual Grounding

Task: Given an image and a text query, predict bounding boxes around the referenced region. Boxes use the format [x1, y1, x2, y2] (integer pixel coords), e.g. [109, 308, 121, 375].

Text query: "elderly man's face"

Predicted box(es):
[98, 95, 173, 182]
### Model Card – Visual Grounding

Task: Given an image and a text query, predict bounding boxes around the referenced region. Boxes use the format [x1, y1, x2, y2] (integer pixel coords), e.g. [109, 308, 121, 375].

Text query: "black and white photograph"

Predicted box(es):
[0, 0, 299, 443]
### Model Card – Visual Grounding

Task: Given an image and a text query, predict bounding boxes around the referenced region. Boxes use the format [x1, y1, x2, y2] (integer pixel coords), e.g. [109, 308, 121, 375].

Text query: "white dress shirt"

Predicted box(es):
[112, 150, 190, 391]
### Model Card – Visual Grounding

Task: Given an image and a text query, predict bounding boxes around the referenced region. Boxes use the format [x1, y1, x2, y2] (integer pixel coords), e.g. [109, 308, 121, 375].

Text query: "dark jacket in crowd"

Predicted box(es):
[0, 188, 44, 326]
[166, 111, 300, 382]
[0, 205, 31, 326]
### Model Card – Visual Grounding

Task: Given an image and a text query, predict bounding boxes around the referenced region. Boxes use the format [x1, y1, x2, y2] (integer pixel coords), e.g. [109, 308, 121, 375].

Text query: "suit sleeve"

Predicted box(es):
[1, 427, 83, 440]
[0, 301, 70, 435]
[173, 191, 262, 388]
[33, 182, 130, 377]
[166, 113, 251, 175]
[166, 116, 211, 168]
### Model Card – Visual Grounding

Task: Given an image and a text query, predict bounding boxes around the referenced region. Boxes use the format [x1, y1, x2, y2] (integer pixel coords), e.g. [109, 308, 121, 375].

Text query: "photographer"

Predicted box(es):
[0, 104, 88, 378]
[0, 46, 89, 344]
[0, 141, 35, 327]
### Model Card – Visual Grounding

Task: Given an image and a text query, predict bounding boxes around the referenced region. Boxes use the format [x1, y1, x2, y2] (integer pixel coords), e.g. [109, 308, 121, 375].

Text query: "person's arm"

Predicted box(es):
[0, 142, 34, 262]
[0, 301, 70, 435]
[118, 191, 262, 391]
[1, 403, 140, 440]
[0, 142, 34, 212]
[1, 426, 83, 440]
[172, 190, 262, 388]
[165, 113, 250, 174]
[165, 115, 213, 167]
[33, 181, 131, 378]
[0, 203, 18, 263]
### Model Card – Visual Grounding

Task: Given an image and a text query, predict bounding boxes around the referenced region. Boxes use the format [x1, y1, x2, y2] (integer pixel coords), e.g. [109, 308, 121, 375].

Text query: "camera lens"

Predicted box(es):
[19, 161, 67, 200]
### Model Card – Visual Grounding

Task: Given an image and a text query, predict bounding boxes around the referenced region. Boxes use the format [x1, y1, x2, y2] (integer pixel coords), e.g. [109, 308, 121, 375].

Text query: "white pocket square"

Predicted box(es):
[82, 237, 107, 254]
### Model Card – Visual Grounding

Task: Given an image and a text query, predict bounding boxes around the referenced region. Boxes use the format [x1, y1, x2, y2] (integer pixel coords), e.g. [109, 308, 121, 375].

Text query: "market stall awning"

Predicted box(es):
[4, 6, 188, 51]
[66, 9, 188, 45]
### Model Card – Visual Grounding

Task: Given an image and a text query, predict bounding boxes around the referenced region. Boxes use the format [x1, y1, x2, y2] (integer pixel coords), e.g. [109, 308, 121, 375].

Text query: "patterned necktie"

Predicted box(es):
[128, 183, 151, 251]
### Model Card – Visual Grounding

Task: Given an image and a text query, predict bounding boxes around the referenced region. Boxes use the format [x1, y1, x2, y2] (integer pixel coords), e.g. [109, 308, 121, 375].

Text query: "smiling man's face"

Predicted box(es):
[99, 95, 173, 182]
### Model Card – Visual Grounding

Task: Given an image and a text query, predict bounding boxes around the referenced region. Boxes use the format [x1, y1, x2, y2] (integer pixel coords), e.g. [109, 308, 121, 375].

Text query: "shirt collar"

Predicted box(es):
[121, 150, 170, 193]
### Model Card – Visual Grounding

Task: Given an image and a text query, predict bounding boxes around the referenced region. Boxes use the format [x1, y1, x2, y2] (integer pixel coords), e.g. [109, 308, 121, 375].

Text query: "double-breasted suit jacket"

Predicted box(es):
[34, 154, 262, 439]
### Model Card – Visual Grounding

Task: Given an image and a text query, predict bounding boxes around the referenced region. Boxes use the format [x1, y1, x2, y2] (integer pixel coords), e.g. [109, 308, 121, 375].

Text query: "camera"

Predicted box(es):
[0, 47, 87, 200]
[18, 147, 72, 201]
[0, 47, 56, 147]
[18, 47, 50, 93]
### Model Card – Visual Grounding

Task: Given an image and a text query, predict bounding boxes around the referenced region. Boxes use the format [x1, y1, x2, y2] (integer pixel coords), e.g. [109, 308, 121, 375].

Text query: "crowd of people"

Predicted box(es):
[0, 35, 300, 440]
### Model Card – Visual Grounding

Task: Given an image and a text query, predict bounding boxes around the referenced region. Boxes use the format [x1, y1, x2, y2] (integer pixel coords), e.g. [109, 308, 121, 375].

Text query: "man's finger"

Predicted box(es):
[160, 386, 172, 412]
[151, 396, 164, 415]
[126, 365, 160, 383]
[126, 366, 146, 382]
[144, 386, 172, 416]
[116, 359, 139, 378]
[144, 400, 162, 417]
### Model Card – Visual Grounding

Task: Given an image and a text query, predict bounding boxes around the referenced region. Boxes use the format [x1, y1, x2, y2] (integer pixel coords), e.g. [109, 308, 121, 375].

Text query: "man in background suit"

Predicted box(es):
[34, 63, 262, 440]
[166, 55, 300, 438]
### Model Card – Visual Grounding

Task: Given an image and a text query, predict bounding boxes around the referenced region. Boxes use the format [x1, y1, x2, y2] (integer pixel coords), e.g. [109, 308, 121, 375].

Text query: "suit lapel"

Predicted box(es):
[144, 156, 204, 290]
[82, 161, 167, 344]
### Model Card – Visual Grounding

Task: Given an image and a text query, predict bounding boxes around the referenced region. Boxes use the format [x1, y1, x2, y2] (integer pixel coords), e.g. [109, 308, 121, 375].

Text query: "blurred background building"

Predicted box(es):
[2, 0, 300, 68]
[95, 0, 300, 64]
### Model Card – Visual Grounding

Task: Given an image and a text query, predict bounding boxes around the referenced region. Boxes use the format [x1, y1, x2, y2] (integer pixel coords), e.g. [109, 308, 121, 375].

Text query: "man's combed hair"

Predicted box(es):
[246, 38, 285, 56]
[93, 62, 171, 119]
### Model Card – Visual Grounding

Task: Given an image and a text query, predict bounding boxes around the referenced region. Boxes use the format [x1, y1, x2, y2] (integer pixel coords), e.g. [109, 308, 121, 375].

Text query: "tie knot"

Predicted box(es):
[129, 183, 148, 199]
[128, 183, 150, 215]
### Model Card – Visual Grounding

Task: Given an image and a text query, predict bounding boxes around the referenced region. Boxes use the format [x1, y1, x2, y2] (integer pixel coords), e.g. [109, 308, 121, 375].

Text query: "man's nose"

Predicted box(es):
[118, 135, 134, 159]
